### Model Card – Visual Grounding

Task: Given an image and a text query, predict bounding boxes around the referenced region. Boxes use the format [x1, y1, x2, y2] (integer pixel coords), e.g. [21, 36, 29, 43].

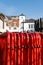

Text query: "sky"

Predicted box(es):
[0, 0, 43, 19]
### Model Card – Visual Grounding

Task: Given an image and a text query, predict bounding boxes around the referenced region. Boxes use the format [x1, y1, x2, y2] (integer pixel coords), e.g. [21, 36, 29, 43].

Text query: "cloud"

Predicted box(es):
[0, 2, 19, 16]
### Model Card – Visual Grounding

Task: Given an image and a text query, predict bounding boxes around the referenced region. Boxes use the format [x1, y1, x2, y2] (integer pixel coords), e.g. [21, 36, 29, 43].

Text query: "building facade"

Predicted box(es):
[22, 19, 35, 32]
[0, 13, 35, 32]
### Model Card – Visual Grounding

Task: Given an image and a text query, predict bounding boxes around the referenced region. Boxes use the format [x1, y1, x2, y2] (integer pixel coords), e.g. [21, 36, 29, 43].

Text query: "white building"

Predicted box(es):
[0, 13, 35, 32]
[22, 19, 35, 32]
[19, 13, 26, 32]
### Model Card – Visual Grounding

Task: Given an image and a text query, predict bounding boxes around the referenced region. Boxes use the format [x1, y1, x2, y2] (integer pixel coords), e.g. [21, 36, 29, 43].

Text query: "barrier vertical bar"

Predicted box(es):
[7, 32, 11, 65]
[14, 32, 18, 65]
[20, 33, 27, 65]
[10, 33, 14, 65]
[17, 33, 21, 65]
[0, 33, 7, 65]
[26, 33, 30, 65]
[30, 33, 36, 65]
[2, 35, 7, 65]
[35, 33, 41, 65]
[40, 33, 43, 65]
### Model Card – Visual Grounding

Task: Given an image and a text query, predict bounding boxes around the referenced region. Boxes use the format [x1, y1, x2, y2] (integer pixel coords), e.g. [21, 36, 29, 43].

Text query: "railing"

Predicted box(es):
[0, 32, 43, 65]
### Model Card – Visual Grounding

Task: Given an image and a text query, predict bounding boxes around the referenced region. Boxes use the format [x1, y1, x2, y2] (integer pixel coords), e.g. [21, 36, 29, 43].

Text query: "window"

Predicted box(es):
[29, 24, 30, 28]
[14, 27, 16, 29]
[29, 24, 34, 29]
[14, 22, 16, 29]
[21, 17, 23, 19]
[31, 24, 33, 28]
[9, 27, 11, 30]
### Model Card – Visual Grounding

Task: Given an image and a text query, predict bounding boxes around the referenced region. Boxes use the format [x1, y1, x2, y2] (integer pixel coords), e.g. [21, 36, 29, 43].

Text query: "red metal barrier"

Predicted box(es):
[26, 33, 30, 65]
[41, 33, 43, 65]
[29, 33, 36, 65]
[26, 33, 32, 65]
[0, 32, 42, 65]
[0, 33, 7, 65]
[10, 33, 14, 65]
[35, 33, 41, 65]
[7, 32, 11, 65]
[18, 33, 21, 65]
[14, 33, 18, 65]
[20, 33, 27, 65]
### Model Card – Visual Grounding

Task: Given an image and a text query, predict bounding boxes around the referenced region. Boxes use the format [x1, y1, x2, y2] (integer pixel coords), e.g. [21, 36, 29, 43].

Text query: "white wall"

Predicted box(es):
[0, 19, 4, 32]
[19, 16, 25, 22]
[6, 25, 19, 32]
[0, 19, 7, 32]
[19, 16, 25, 32]
[0, 19, 3, 29]
[24, 23, 35, 31]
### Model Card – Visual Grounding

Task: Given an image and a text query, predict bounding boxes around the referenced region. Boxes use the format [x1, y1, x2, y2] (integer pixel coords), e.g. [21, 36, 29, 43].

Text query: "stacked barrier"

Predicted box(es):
[0, 32, 43, 65]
